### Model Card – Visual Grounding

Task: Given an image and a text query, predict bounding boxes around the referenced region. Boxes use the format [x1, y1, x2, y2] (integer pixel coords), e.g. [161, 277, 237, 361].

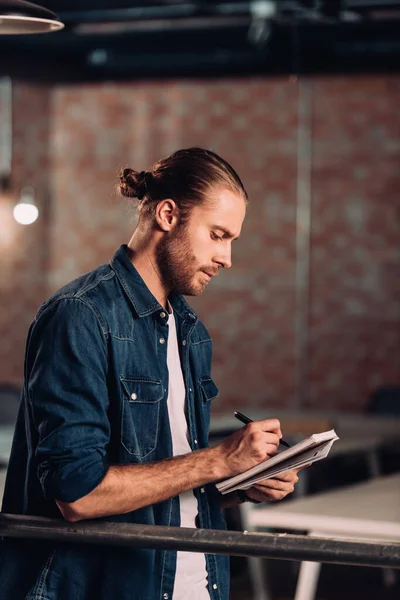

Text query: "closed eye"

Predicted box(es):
[210, 225, 240, 242]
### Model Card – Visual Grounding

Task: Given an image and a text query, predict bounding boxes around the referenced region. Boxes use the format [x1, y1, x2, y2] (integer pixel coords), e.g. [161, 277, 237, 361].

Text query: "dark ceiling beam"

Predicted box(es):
[57, 4, 201, 24]
[52, 0, 400, 29]
[1, 3, 400, 81]
[348, 0, 400, 6]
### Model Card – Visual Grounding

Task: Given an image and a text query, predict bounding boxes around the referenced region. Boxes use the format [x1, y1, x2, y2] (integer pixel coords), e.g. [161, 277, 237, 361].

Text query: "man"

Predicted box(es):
[1, 148, 300, 600]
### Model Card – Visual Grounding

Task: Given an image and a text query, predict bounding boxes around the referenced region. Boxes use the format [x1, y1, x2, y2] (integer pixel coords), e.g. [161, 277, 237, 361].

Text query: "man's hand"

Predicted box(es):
[244, 468, 301, 503]
[212, 419, 282, 479]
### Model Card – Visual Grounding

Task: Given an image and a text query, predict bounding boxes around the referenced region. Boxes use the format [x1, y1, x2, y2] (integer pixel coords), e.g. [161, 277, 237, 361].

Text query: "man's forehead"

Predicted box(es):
[201, 189, 246, 228]
[203, 187, 245, 211]
[209, 186, 245, 206]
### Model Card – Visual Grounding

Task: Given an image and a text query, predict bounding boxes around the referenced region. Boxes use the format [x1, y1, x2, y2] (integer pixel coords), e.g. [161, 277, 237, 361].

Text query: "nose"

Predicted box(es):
[216, 244, 232, 270]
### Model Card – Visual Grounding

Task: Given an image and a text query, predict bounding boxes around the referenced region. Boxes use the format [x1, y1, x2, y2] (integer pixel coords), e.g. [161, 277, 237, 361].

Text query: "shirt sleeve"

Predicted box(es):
[26, 297, 110, 503]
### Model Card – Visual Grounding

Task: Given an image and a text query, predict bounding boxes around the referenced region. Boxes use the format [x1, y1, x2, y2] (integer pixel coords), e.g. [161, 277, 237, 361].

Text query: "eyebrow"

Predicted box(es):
[213, 226, 240, 241]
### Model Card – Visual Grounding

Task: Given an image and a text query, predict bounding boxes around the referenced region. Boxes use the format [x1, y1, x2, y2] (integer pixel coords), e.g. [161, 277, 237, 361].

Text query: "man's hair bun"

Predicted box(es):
[119, 168, 148, 200]
[118, 148, 248, 222]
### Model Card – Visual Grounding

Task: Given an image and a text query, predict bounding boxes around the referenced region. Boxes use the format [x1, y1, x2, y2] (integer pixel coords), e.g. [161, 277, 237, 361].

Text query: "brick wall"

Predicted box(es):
[308, 78, 400, 411]
[1, 76, 399, 414]
[0, 83, 51, 384]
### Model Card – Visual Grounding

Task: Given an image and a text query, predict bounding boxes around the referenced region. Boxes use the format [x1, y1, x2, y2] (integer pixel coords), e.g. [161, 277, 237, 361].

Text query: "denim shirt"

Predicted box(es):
[0, 245, 229, 600]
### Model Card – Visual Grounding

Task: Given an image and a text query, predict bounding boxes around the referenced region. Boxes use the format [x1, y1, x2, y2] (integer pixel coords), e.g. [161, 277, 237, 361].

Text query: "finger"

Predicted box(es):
[249, 419, 281, 437]
[251, 484, 294, 501]
[264, 466, 309, 482]
[259, 440, 281, 459]
[262, 432, 281, 447]
[252, 470, 297, 485]
[246, 429, 280, 451]
[268, 469, 300, 483]
[253, 478, 295, 493]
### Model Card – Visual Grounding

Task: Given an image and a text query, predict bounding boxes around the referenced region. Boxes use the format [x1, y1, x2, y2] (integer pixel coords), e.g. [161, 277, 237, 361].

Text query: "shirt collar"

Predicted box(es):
[110, 245, 198, 323]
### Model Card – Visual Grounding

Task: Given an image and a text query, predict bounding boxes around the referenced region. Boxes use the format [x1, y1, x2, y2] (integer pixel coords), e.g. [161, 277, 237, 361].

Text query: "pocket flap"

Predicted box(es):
[200, 377, 219, 402]
[121, 377, 164, 403]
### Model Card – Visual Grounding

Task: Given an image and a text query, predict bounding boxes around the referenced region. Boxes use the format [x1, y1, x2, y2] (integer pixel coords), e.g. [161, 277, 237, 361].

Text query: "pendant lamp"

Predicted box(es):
[0, 0, 64, 34]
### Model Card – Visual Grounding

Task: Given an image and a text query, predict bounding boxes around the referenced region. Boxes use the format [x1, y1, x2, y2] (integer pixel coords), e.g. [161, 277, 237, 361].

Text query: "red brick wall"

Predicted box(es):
[1, 76, 399, 413]
[308, 78, 400, 411]
[0, 83, 50, 385]
[49, 79, 300, 411]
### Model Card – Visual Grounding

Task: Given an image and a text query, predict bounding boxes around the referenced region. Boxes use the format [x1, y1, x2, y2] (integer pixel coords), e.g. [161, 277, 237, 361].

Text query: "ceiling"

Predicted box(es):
[1, 1, 400, 81]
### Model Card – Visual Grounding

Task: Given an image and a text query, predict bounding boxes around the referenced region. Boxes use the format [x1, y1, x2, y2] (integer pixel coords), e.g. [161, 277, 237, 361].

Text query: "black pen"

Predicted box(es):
[234, 411, 290, 448]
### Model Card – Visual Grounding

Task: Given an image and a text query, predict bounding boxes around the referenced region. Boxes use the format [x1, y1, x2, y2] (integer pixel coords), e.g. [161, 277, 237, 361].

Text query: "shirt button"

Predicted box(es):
[194, 439, 198, 445]
[163, 594, 169, 599]
[200, 487, 205, 493]
[131, 393, 137, 400]
[182, 340, 187, 346]
[212, 584, 218, 590]
[159, 338, 165, 344]
[160, 311, 166, 319]
[189, 388, 192, 392]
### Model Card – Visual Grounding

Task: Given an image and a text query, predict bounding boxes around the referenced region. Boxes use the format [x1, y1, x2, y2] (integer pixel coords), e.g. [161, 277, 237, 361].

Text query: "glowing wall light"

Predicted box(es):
[13, 185, 39, 224]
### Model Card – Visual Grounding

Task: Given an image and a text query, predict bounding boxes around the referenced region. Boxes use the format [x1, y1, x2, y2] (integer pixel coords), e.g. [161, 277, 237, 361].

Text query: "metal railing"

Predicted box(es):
[1, 514, 399, 569]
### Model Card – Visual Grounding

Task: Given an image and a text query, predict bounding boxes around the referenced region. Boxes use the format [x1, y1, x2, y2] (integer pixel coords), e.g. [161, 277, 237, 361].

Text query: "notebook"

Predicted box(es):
[216, 429, 339, 494]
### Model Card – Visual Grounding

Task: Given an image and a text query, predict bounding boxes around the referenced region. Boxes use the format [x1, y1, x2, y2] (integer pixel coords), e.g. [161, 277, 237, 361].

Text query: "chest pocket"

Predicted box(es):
[199, 377, 219, 403]
[120, 377, 164, 459]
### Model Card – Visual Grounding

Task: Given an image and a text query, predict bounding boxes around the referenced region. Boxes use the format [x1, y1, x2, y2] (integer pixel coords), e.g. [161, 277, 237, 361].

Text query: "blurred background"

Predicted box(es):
[0, 1, 399, 599]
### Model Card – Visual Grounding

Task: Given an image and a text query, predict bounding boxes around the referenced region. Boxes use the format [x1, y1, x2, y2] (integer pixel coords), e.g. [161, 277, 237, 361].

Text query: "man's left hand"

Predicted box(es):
[244, 468, 301, 503]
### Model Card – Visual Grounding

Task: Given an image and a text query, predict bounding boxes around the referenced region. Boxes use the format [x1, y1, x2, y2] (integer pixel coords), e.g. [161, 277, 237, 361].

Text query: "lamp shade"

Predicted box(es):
[0, 0, 64, 34]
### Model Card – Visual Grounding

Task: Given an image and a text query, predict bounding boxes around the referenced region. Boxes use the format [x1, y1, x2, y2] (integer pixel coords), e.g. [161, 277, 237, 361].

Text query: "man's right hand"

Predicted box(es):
[212, 419, 282, 479]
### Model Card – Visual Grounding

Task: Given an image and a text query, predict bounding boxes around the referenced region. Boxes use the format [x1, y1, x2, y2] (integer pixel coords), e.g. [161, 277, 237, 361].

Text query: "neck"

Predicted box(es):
[127, 228, 170, 310]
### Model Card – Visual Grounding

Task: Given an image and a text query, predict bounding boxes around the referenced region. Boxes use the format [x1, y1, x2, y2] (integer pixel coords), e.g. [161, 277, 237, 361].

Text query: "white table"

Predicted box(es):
[242, 473, 400, 600]
[0, 425, 14, 464]
[0, 468, 6, 504]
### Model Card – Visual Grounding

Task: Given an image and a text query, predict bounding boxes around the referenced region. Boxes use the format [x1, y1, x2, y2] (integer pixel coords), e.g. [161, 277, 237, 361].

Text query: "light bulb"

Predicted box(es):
[13, 186, 39, 225]
[13, 202, 39, 225]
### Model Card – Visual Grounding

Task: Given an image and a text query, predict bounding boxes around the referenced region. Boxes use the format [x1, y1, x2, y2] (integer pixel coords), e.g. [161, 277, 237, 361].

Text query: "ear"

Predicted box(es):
[155, 199, 180, 232]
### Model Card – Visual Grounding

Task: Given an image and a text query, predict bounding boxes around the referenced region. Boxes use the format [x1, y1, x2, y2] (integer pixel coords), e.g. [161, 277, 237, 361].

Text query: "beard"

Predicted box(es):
[156, 224, 210, 296]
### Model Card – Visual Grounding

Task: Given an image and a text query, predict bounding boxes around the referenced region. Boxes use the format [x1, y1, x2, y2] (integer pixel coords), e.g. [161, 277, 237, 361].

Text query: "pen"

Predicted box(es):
[234, 411, 291, 448]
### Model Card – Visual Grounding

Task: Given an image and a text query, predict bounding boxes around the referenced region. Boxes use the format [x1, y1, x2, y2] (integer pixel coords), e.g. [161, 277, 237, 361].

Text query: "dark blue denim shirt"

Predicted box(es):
[0, 245, 229, 600]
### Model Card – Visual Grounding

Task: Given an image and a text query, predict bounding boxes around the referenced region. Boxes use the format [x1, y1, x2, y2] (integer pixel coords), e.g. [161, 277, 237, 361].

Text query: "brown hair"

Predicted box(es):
[119, 147, 248, 223]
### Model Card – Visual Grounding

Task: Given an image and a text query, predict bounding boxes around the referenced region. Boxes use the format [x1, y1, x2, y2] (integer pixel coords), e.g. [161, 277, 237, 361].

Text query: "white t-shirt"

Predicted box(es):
[167, 310, 210, 600]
